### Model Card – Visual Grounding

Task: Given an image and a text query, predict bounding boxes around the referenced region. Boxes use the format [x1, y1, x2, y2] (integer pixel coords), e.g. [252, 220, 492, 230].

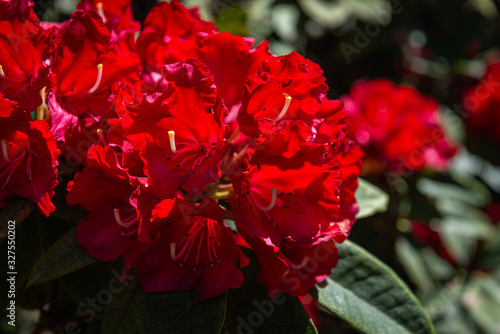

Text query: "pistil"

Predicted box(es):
[275, 93, 292, 121]
[97, 129, 106, 146]
[96, 2, 106, 23]
[0, 65, 5, 78]
[88, 64, 103, 94]
[168, 131, 177, 154]
[1, 140, 11, 163]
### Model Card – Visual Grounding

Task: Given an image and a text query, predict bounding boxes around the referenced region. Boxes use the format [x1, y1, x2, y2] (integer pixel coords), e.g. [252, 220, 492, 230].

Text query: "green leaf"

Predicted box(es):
[355, 178, 389, 219]
[479, 230, 500, 268]
[0, 197, 34, 239]
[417, 177, 490, 208]
[224, 248, 317, 334]
[102, 276, 140, 334]
[440, 216, 495, 240]
[463, 277, 500, 334]
[314, 240, 435, 334]
[395, 238, 434, 293]
[421, 281, 464, 320]
[27, 226, 97, 287]
[0, 211, 51, 311]
[136, 289, 226, 334]
[432, 303, 476, 334]
[58, 259, 129, 304]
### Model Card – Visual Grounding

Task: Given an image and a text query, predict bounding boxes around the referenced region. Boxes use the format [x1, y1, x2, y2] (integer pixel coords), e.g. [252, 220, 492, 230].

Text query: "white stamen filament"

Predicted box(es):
[97, 129, 106, 146]
[170, 242, 178, 261]
[113, 208, 136, 228]
[88, 63, 103, 94]
[1, 140, 11, 163]
[170, 225, 201, 261]
[168, 131, 177, 154]
[96, 2, 106, 23]
[254, 187, 278, 212]
[275, 93, 292, 122]
[0, 65, 5, 78]
[170, 235, 197, 262]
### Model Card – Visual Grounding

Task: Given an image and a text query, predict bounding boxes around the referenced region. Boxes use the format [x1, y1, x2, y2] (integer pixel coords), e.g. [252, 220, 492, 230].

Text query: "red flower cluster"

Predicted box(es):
[463, 62, 500, 144]
[1, 0, 362, 299]
[342, 79, 457, 173]
[0, 1, 59, 215]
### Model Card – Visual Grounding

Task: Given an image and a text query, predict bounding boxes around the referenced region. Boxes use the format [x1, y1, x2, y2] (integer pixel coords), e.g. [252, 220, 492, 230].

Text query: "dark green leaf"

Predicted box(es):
[314, 240, 435, 334]
[101, 276, 140, 334]
[136, 289, 226, 334]
[224, 248, 317, 334]
[0, 211, 52, 311]
[27, 226, 97, 287]
[0, 197, 34, 239]
[57, 259, 129, 304]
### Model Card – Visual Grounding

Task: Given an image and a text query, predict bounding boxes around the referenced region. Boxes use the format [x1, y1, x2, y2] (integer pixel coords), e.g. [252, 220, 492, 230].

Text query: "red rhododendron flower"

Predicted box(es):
[0, 0, 36, 22]
[152, 33, 272, 112]
[77, 0, 135, 28]
[237, 52, 327, 137]
[412, 220, 456, 265]
[118, 60, 228, 198]
[48, 10, 140, 165]
[463, 62, 500, 144]
[136, 1, 270, 111]
[0, 94, 59, 216]
[135, 197, 249, 299]
[67, 145, 145, 261]
[342, 79, 457, 173]
[77, 0, 141, 54]
[65, 0, 362, 299]
[0, 3, 55, 111]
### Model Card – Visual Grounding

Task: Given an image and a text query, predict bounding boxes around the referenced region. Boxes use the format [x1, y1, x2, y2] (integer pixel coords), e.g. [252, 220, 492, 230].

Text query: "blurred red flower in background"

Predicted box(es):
[463, 62, 500, 144]
[342, 79, 457, 173]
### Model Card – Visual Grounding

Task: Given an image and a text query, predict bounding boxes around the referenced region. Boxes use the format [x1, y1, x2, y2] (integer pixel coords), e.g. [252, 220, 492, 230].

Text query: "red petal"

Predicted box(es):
[76, 201, 137, 261]
[67, 145, 133, 211]
[238, 52, 328, 136]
